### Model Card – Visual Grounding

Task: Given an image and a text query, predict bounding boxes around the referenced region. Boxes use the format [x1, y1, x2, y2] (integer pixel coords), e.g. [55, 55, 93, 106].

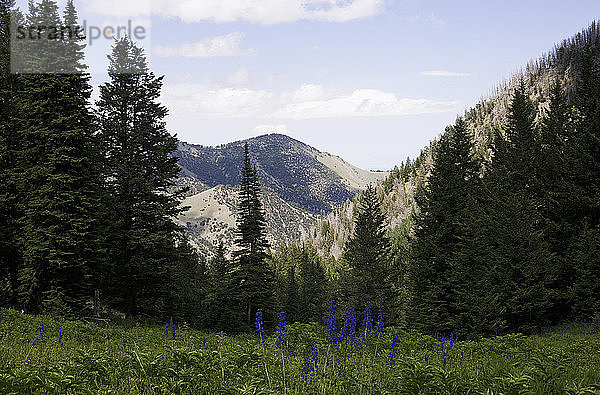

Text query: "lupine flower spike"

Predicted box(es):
[277, 312, 286, 348]
[255, 308, 264, 343]
[25, 322, 45, 365]
[362, 301, 372, 338]
[342, 309, 357, 344]
[389, 333, 397, 368]
[327, 299, 337, 345]
[301, 345, 319, 383]
[375, 305, 384, 338]
[170, 317, 176, 340]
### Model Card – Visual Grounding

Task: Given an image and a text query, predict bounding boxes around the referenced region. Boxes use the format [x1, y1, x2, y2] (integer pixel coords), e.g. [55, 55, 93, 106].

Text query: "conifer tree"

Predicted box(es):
[284, 264, 299, 323]
[297, 246, 327, 323]
[572, 45, 600, 228]
[230, 144, 275, 329]
[0, 0, 21, 306]
[206, 243, 232, 329]
[537, 81, 578, 322]
[406, 117, 480, 335]
[469, 85, 553, 334]
[569, 46, 600, 319]
[342, 185, 391, 312]
[15, 0, 101, 314]
[96, 37, 195, 317]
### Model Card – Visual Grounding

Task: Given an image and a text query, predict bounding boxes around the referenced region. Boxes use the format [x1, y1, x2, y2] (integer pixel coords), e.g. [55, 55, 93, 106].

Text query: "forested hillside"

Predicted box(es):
[309, 22, 600, 262]
[302, 22, 600, 337]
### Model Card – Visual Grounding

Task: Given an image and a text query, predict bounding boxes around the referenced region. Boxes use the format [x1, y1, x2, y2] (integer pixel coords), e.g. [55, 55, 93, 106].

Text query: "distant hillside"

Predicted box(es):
[176, 184, 319, 257]
[307, 22, 600, 259]
[174, 134, 386, 256]
[175, 134, 387, 214]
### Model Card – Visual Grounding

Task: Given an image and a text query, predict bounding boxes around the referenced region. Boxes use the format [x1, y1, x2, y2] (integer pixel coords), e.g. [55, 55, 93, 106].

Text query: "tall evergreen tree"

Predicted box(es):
[537, 80, 579, 322]
[206, 243, 232, 329]
[96, 37, 195, 318]
[468, 85, 554, 334]
[569, 45, 600, 319]
[341, 185, 391, 313]
[406, 117, 481, 335]
[284, 264, 299, 323]
[297, 246, 327, 324]
[0, 0, 21, 306]
[572, 45, 600, 228]
[15, 0, 101, 315]
[229, 144, 275, 329]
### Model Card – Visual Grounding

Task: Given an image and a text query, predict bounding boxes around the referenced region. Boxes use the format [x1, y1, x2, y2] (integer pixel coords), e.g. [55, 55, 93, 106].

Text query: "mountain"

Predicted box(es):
[175, 134, 387, 256]
[175, 134, 387, 214]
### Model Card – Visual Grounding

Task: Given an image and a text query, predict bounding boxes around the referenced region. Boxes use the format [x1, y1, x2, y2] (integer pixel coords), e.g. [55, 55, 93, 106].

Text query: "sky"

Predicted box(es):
[15, 0, 600, 169]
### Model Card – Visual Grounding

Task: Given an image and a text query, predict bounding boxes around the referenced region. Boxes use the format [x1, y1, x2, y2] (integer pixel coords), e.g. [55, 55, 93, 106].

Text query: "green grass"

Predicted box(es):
[1, 309, 600, 394]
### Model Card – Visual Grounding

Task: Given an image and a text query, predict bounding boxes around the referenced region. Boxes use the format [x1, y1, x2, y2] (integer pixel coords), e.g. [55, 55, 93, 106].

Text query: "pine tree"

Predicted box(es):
[229, 144, 275, 329]
[168, 242, 206, 326]
[569, 44, 600, 320]
[0, 0, 21, 306]
[469, 85, 554, 334]
[342, 185, 391, 312]
[573, 44, 600, 228]
[284, 264, 299, 323]
[206, 243, 232, 329]
[96, 37, 195, 318]
[406, 117, 480, 335]
[537, 80, 579, 322]
[15, 0, 101, 315]
[297, 246, 327, 323]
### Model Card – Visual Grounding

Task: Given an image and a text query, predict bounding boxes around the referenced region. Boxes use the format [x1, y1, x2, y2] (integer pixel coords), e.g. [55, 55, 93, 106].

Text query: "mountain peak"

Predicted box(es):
[176, 135, 386, 214]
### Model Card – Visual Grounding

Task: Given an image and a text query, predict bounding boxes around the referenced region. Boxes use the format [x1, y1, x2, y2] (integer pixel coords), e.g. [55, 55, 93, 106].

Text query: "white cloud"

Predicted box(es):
[421, 70, 470, 77]
[266, 74, 284, 84]
[287, 83, 330, 102]
[272, 87, 460, 119]
[163, 84, 274, 118]
[83, 0, 384, 25]
[162, 82, 460, 120]
[227, 68, 251, 86]
[153, 32, 256, 58]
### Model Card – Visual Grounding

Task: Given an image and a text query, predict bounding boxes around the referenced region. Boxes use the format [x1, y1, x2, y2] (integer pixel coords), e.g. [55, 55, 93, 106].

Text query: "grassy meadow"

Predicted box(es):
[1, 309, 600, 394]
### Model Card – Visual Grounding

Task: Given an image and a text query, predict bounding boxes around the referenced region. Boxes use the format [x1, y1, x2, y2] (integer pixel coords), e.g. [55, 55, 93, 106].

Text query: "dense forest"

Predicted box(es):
[2, 0, 600, 340]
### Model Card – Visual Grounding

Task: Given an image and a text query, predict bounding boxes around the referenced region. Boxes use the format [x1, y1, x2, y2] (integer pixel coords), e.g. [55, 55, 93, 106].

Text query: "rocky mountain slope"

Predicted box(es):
[176, 184, 319, 257]
[307, 22, 600, 259]
[175, 134, 387, 214]
[175, 134, 387, 256]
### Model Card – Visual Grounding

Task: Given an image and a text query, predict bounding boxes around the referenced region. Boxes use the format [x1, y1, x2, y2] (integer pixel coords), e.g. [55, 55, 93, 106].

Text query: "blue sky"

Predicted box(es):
[16, 0, 600, 169]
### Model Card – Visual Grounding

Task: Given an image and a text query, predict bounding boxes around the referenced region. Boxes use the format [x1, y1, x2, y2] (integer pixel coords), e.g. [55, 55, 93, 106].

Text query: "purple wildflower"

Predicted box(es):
[389, 333, 397, 368]
[255, 308, 264, 343]
[362, 302, 372, 337]
[327, 299, 337, 345]
[276, 312, 286, 348]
